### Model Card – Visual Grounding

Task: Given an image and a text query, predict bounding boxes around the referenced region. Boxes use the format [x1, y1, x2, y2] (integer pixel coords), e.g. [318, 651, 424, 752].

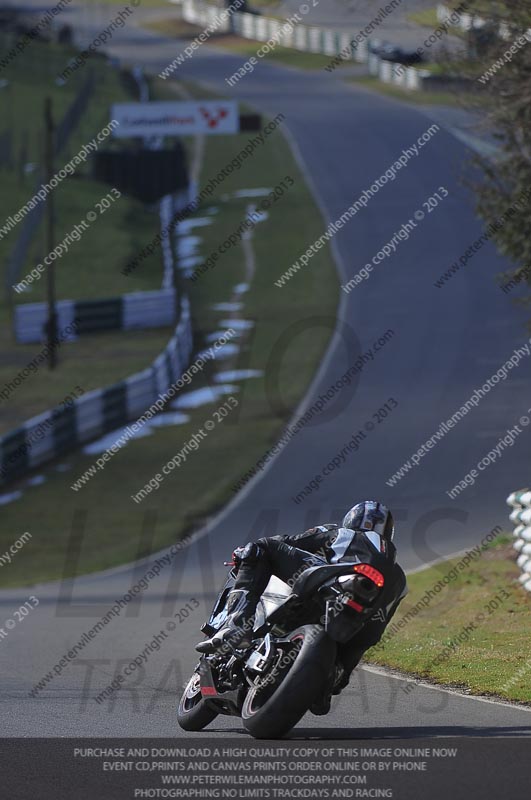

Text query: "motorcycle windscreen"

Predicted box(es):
[203, 572, 238, 633]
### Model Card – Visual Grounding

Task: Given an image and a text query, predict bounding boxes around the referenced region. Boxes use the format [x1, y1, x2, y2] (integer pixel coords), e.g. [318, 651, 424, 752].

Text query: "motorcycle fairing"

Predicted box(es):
[201, 568, 238, 635]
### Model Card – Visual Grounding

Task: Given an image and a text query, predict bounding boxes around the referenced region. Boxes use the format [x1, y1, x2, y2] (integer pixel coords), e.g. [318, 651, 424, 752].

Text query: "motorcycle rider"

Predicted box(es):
[196, 501, 408, 714]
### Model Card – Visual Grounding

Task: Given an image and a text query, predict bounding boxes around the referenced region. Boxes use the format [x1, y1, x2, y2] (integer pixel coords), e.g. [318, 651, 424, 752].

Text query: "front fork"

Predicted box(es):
[195, 632, 280, 717]
[196, 655, 245, 717]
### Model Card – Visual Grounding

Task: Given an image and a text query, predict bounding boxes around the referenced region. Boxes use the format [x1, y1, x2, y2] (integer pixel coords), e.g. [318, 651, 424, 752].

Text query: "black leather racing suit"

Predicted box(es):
[233, 524, 408, 676]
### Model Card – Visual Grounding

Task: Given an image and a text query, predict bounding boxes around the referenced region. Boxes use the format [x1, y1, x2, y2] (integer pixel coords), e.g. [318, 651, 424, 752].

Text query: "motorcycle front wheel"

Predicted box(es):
[241, 624, 336, 739]
[177, 669, 219, 732]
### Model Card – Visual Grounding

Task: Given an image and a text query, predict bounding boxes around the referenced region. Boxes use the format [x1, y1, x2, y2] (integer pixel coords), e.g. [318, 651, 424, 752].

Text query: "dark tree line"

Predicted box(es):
[465, 1, 531, 302]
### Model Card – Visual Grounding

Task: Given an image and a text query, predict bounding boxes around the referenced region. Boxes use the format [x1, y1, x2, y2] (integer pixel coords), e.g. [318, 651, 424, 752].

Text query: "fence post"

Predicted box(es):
[44, 97, 58, 370]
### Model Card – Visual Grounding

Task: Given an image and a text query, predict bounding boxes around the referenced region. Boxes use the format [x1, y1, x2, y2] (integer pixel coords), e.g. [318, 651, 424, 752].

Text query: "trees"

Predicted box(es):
[465, 1, 531, 298]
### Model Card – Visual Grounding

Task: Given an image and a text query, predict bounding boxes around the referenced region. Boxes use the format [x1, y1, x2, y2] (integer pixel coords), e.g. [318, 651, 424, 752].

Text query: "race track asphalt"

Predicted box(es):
[1, 2, 531, 738]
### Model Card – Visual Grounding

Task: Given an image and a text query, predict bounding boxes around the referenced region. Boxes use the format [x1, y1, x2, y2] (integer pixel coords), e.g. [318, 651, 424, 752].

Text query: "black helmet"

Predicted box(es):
[343, 501, 394, 542]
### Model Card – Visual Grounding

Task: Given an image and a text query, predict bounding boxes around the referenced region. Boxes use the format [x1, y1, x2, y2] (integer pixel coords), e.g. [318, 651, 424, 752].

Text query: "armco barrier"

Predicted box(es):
[14, 288, 177, 343]
[507, 489, 531, 593]
[0, 297, 193, 486]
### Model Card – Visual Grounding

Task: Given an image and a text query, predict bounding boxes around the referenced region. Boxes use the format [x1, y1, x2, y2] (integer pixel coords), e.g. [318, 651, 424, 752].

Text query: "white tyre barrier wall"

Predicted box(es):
[180, 0, 226, 30]
[436, 3, 485, 32]
[14, 288, 178, 344]
[507, 489, 531, 592]
[178, 0, 436, 90]
[181, 0, 368, 63]
[369, 51, 428, 90]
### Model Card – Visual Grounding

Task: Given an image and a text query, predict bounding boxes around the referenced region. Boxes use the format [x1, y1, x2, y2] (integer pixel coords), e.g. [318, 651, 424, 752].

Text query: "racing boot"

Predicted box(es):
[195, 589, 257, 654]
[309, 693, 332, 716]
[310, 664, 348, 716]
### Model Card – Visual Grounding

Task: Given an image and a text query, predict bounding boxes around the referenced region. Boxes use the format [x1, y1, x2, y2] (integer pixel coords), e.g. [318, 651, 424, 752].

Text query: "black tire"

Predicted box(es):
[241, 624, 336, 739]
[177, 670, 219, 732]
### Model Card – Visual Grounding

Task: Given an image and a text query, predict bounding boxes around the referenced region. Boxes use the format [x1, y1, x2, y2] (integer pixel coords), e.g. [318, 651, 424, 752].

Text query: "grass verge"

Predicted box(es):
[406, 7, 464, 36]
[348, 75, 471, 107]
[0, 75, 339, 588]
[366, 539, 531, 704]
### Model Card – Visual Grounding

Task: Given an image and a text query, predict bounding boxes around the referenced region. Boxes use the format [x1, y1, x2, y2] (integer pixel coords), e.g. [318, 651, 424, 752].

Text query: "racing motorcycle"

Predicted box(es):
[177, 554, 386, 739]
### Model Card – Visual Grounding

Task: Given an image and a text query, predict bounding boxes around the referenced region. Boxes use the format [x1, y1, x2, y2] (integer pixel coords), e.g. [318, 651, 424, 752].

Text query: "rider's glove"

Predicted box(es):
[233, 542, 262, 565]
[232, 546, 246, 564]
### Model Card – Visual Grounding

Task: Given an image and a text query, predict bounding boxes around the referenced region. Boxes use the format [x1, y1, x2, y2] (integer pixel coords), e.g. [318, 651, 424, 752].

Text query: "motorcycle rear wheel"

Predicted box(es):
[241, 624, 336, 739]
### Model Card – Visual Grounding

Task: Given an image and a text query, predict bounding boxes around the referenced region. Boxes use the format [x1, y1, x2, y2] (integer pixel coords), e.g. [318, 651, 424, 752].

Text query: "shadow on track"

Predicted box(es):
[204, 724, 531, 739]
[287, 725, 531, 739]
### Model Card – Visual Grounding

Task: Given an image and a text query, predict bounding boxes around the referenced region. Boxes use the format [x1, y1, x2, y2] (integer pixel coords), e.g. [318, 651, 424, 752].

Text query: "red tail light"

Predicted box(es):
[353, 564, 385, 587]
